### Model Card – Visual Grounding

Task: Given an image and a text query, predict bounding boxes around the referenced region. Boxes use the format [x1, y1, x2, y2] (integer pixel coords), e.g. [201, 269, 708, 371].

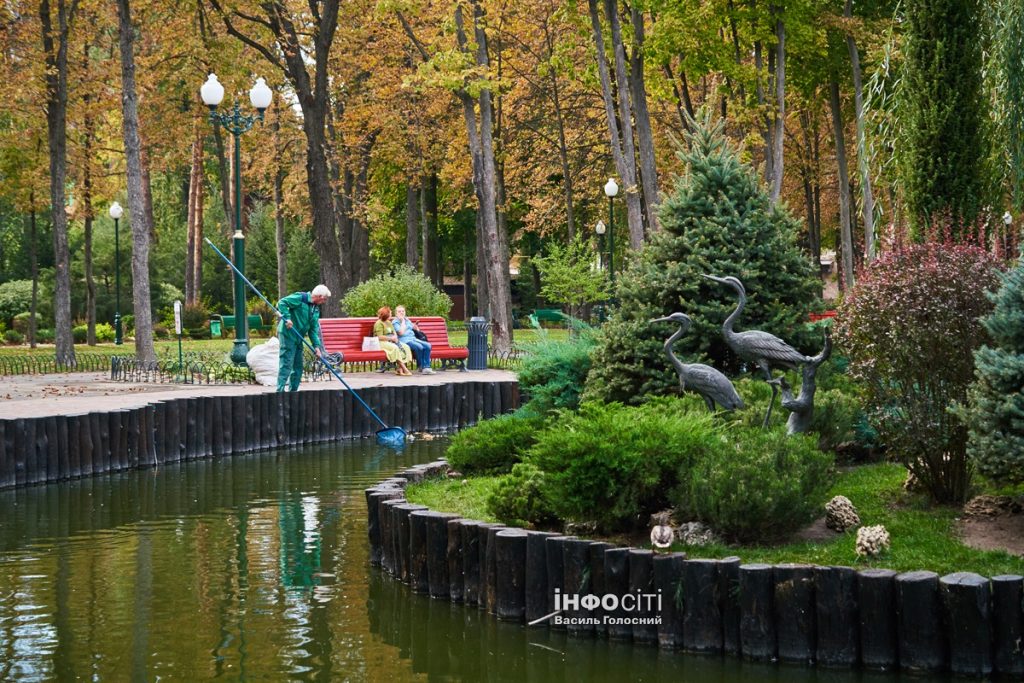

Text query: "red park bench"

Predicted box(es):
[319, 317, 469, 372]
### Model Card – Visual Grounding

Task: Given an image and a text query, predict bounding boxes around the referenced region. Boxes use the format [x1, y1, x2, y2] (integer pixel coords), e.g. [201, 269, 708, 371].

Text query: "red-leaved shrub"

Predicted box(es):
[836, 241, 1001, 503]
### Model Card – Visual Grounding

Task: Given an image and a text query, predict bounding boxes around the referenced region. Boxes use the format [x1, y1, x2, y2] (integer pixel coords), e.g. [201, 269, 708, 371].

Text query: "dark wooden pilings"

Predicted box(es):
[460, 520, 483, 606]
[603, 547, 631, 641]
[427, 512, 460, 599]
[857, 568, 898, 670]
[653, 552, 685, 650]
[564, 538, 594, 636]
[992, 575, 1024, 677]
[774, 563, 816, 664]
[0, 381, 520, 490]
[545, 536, 572, 631]
[739, 563, 776, 662]
[814, 566, 859, 667]
[683, 558, 723, 654]
[896, 570, 945, 674]
[940, 572, 992, 677]
[446, 519, 464, 602]
[495, 529, 528, 622]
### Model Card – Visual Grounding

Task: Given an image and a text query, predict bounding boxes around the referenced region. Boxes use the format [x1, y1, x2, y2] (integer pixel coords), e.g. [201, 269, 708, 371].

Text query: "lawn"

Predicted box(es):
[406, 462, 1024, 578]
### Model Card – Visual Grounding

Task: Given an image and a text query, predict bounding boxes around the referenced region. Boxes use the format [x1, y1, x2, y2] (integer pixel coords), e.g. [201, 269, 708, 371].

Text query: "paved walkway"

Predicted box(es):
[0, 369, 518, 419]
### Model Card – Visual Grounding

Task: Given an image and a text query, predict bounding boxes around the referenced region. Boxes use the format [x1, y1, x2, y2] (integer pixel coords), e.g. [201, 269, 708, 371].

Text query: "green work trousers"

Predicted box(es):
[277, 338, 304, 392]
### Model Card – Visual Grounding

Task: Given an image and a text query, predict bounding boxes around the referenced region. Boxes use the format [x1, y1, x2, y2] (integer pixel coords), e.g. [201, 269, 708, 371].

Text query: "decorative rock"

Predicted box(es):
[674, 521, 718, 546]
[824, 495, 860, 532]
[855, 525, 890, 558]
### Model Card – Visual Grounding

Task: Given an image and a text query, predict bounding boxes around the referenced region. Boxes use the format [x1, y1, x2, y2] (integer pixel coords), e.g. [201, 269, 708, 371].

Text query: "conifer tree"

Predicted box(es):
[966, 260, 1024, 482]
[584, 112, 820, 404]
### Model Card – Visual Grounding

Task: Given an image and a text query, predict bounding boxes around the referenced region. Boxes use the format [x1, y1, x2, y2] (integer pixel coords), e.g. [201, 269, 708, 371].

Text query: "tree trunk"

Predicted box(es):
[846, 0, 875, 261]
[588, 0, 645, 248]
[40, 0, 75, 365]
[274, 163, 287, 300]
[338, 168, 353, 291]
[475, 209, 488, 316]
[799, 110, 822, 264]
[185, 119, 203, 305]
[350, 136, 375, 286]
[421, 173, 440, 287]
[629, 5, 660, 232]
[212, 125, 233, 233]
[28, 205, 38, 349]
[770, 14, 786, 203]
[116, 0, 156, 363]
[543, 20, 576, 238]
[83, 205, 95, 346]
[830, 77, 855, 291]
[754, 40, 773, 189]
[405, 183, 419, 269]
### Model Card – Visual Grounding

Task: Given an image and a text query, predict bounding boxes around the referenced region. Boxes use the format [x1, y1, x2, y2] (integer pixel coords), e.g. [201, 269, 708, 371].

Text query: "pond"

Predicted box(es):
[0, 439, 952, 682]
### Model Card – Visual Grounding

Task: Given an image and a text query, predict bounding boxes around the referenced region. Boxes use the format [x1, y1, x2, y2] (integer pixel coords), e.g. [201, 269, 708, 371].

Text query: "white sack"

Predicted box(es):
[247, 336, 280, 386]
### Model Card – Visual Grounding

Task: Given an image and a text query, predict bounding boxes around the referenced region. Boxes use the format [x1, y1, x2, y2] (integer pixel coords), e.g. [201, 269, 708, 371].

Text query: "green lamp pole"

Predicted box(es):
[109, 201, 124, 345]
[200, 73, 273, 366]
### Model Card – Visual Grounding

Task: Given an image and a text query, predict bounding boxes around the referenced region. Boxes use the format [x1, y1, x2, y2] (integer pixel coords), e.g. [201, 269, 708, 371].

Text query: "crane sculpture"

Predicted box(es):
[702, 275, 811, 427]
[651, 312, 744, 412]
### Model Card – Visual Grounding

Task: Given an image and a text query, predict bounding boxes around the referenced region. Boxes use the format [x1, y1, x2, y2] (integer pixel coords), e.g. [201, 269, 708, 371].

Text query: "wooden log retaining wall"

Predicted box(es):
[0, 382, 519, 490]
[368, 463, 1024, 678]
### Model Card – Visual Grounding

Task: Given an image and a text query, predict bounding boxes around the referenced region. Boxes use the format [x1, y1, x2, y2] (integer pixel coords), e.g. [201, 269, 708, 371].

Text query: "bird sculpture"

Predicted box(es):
[702, 275, 811, 426]
[650, 312, 744, 411]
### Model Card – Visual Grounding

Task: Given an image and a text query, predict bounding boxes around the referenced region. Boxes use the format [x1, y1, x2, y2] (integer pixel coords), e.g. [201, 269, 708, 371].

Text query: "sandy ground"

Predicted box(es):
[0, 369, 518, 419]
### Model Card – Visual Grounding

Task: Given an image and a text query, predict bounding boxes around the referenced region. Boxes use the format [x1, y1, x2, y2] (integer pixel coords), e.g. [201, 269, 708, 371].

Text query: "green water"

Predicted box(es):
[0, 440, 948, 682]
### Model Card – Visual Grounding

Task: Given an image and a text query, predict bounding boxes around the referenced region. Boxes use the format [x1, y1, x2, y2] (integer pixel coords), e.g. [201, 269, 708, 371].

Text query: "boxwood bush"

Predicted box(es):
[487, 462, 557, 528]
[341, 265, 453, 317]
[445, 412, 546, 475]
[683, 427, 833, 543]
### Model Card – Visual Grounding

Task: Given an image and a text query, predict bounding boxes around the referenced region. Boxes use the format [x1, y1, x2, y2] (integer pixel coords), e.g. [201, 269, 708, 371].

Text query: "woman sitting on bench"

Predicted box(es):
[373, 306, 413, 376]
[393, 305, 435, 375]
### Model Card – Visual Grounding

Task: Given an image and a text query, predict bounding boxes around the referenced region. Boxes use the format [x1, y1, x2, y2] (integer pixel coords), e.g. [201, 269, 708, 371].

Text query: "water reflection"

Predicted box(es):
[0, 438, 951, 682]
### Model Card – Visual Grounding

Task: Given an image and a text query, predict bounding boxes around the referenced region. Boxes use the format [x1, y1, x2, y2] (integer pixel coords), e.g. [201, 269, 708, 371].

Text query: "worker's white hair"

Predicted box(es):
[311, 284, 331, 298]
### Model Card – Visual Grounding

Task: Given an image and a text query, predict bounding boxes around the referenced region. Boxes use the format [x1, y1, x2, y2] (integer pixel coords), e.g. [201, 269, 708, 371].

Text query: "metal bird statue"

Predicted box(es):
[651, 312, 744, 411]
[702, 275, 811, 426]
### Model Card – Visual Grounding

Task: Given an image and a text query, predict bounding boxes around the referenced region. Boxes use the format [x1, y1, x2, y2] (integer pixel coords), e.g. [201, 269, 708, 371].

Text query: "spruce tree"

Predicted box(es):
[899, 0, 991, 235]
[584, 113, 821, 405]
[966, 260, 1024, 482]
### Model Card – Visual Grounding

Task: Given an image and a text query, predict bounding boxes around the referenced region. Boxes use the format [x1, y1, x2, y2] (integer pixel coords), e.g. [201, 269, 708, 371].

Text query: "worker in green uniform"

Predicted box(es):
[276, 284, 331, 392]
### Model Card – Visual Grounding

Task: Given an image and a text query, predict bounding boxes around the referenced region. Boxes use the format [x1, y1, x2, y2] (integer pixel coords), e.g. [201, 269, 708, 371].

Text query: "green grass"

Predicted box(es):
[406, 477, 501, 523]
[406, 463, 1024, 577]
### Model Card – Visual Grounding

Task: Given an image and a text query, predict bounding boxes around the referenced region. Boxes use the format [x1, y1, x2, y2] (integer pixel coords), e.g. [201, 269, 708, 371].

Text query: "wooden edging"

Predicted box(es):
[368, 463, 1024, 678]
[0, 381, 520, 490]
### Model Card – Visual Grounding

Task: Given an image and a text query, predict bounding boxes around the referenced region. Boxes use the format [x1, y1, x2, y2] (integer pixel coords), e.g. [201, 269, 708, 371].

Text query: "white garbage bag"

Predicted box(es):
[247, 337, 280, 386]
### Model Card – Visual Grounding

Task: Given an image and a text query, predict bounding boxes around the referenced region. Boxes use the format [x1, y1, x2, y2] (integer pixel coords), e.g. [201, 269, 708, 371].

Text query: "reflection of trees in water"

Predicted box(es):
[0, 439, 447, 681]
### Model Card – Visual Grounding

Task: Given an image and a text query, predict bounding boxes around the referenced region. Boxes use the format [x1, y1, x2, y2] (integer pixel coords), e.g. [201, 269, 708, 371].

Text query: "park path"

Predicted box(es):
[0, 369, 517, 419]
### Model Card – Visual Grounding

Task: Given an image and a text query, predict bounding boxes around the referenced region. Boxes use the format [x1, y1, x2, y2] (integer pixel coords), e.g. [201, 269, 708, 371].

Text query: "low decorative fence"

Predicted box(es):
[110, 353, 257, 384]
[0, 353, 112, 376]
[367, 464, 1024, 679]
[0, 381, 520, 490]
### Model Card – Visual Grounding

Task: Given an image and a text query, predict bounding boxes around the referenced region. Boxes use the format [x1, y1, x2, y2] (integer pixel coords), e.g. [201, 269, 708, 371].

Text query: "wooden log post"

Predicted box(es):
[940, 572, 992, 677]
[427, 512, 460, 599]
[896, 570, 945, 673]
[525, 531, 558, 626]
[408, 510, 431, 594]
[719, 556, 742, 655]
[653, 552, 686, 650]
[814, 566, 859, 667]
[483, 525, 506, 613]
[495, 529, 528, 622]
[588, 541, 614, 636]
[857, 568, 898, 669]
[563, 538, 594, 636]
[447, 518, 464, 602]
[460, 520, 483, 606]
[774, 563, 816, 664]
[992, 575, 1024, 676]
[545, 536, 572, 630]
[395, 503, 427, 583]
[739, 563, 776, 662]
[628, 549, 657, 644]
[683, 558, 723, 653]
[604, 547, 632, 641]
[367, 488, 404, 566]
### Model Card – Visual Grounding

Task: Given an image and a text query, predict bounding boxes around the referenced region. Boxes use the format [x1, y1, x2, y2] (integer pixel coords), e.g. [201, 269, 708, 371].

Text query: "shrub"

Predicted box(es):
[181, 303, 210, 331]
[35, 328, 54, 343]
[837, 241, 1001, 503]
[153, 325, 171, 340]
[72, 325, 87, 344]
[964, 260, 1024, 483]
[683, 427, 834, 543]
[341, 265, 453, 317]
[94, 323, 115, 343]
[12, 312, 32, 334]
[529, 399, 719, 530]
[0, 280, 33, 324]
[445, 413, 545, 475]
[517, 329, 597, 415]
[487, 462, 558, 528]
[584, 111, 820, 405]
[811, 389, 864, 454]
[4, 329, 24, 345]
[122, 314, 134, 335]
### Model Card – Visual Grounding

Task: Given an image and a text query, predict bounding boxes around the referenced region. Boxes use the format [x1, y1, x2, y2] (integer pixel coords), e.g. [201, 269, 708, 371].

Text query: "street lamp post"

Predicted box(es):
[109, 201, 124, 345]
[603, 178, 618, 289]
[200, 73, 272, 366]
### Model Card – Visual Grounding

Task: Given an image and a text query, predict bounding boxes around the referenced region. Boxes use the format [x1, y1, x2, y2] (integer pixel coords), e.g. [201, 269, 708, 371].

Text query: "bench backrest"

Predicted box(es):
[319, 316, 457, 352]
[220, 314, 264, 328]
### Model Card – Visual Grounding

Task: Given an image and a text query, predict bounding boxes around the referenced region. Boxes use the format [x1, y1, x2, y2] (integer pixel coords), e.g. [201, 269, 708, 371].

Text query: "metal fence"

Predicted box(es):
[110, 355, 256, 384]
[0, 353, 113, 376]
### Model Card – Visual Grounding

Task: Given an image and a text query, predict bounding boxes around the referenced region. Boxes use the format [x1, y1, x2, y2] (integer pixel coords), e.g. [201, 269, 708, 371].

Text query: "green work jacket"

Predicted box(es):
[276, 292, 324, 349]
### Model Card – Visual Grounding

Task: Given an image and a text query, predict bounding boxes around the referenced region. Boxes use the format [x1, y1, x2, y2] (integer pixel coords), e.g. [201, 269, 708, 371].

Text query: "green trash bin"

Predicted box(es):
[210, 319, 222, 337]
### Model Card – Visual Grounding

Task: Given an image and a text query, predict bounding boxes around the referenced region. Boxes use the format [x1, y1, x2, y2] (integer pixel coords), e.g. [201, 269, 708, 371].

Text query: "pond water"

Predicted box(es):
[0, 439, 952, 682]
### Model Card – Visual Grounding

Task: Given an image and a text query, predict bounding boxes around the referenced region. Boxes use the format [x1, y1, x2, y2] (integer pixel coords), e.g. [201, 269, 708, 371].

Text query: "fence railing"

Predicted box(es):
[110, 355, 256, 385]
[0, 353, 112, 376]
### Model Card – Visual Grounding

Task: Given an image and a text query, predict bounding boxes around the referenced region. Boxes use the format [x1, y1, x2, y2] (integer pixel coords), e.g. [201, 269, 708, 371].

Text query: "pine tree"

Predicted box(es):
[584, 112, 821, 405]
[966, 260, 1024, 482]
